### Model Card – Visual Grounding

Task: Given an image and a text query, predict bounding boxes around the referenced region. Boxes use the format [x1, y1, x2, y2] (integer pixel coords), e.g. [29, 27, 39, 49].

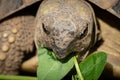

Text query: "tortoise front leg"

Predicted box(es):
[0, 13, 35, 75]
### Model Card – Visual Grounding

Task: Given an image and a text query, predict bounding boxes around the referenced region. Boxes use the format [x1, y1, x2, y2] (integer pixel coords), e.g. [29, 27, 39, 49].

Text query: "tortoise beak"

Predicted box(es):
[52, 46, 70, 59]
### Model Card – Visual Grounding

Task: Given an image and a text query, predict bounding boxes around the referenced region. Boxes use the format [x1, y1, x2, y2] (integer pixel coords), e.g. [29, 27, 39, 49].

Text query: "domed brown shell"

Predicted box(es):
[0, 0, 40, 21]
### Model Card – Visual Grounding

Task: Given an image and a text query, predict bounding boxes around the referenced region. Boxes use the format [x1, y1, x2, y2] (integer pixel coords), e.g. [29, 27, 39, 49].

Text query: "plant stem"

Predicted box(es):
[0, 75, 37, 80]
[73, 56, 84, 80]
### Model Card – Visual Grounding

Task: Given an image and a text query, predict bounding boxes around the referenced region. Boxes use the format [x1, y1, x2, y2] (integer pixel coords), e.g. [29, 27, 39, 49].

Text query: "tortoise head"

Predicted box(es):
[35, 0, 95, 59]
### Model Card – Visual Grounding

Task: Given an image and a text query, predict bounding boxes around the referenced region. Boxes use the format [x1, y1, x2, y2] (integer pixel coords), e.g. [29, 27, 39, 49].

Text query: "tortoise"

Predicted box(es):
[0, 0, 120, 79]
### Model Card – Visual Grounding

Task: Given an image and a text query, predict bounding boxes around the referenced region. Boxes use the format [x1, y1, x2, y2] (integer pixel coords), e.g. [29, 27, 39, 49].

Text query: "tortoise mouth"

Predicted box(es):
[52, 47, 73, 59]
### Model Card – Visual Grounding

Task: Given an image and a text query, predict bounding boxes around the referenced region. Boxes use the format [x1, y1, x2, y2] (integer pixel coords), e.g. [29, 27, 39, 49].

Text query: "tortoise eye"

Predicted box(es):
[42, 23, 50, 34]
[81, 27, 88, 38]
[77, 27, 88, 39]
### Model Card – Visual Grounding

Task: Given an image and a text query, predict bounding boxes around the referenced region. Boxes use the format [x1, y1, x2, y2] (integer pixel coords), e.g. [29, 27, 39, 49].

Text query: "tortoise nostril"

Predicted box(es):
[56, 48, 64, 55]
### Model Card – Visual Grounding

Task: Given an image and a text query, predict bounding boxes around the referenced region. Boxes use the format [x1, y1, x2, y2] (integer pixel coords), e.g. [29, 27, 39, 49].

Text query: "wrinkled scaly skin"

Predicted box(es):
[0, 13, 35, 75]
[35, 0, 99, 59]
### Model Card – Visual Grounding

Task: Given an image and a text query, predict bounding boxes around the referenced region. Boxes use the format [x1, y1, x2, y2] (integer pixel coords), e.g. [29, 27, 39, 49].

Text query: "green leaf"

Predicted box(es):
[0, 75, 37, 80]
[79, 52, 107, 80]
[37, 46, 74, 80]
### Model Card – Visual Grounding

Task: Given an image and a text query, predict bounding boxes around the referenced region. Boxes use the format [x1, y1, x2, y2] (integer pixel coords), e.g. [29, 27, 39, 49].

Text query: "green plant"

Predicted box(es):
[0, 75, 37, 80]
[37, 46, 107, 80]
[0, 46, 106, 80]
